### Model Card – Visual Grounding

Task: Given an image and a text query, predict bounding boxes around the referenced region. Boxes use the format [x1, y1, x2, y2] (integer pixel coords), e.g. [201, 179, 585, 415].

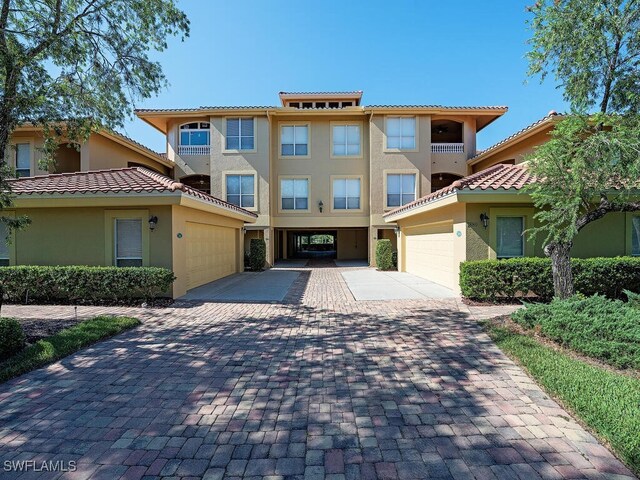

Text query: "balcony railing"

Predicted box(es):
[431, 143, 464, 154]
[178, 145, 211, 156]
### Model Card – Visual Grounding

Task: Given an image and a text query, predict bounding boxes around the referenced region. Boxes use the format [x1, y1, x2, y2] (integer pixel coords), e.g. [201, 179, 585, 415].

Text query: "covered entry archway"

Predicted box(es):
[274, 228, 368, 261]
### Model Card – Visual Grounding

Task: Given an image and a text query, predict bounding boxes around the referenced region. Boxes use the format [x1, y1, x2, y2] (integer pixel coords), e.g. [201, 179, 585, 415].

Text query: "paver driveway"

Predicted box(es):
[0, 263, 635, 479]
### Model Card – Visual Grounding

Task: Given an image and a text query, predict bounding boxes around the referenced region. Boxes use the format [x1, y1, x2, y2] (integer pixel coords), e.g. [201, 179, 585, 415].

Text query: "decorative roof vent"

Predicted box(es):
[278, 91, 363, 108]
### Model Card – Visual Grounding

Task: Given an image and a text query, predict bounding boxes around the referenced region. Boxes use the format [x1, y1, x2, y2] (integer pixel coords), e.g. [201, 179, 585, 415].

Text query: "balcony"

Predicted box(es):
[431, 143, 464, 154]
[178, 145, 211, 156]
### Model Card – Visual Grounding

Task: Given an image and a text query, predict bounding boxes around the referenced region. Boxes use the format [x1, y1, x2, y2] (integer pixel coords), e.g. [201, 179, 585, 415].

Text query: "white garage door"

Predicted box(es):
[404, 222, 455, 289]
[185, 222, 237, 290]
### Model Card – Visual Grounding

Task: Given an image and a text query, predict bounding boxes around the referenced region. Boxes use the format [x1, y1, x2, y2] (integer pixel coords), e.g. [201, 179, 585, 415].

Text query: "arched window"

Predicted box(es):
[179, 122, 210, 146]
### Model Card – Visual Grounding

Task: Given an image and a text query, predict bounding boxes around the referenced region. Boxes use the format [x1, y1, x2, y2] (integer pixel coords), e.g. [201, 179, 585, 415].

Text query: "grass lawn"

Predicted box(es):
[0, 316, 140, 383]
[489, 325, 640, 476]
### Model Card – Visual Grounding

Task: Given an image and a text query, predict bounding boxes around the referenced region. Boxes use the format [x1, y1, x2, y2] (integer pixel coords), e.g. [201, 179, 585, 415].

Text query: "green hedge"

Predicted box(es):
[0, 318, 25, 361]
[0, 266, 175, 304]
[460, 257, 640, 301]
[376, 239, 394, 271]
[249, 239, 266, 271]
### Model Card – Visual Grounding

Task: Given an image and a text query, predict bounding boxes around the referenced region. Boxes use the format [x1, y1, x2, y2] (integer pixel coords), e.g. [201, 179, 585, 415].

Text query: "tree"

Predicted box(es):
[525, 0, 640, 298]
[0, 0, 189, 230]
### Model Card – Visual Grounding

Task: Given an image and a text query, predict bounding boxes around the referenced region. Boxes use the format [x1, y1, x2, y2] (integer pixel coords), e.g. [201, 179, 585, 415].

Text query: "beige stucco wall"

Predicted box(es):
[171, 205, 245, 298]
[470, 127, 553, 174]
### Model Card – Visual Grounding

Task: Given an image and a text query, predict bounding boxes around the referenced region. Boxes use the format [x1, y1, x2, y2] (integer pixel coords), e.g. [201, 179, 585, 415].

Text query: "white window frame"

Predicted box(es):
[331, 176, 362, 212]
[224, 117, 256, 153]
[14, 142, 32, 177]
[331, 122, 362, 158]
[114, 218, 144, 267]
[384, 172, 417, 209]
[384, 116, 418, 152]
[279, 123, 310, 158]
[279, 177, 310, 212]
[224, 172, 257, 210]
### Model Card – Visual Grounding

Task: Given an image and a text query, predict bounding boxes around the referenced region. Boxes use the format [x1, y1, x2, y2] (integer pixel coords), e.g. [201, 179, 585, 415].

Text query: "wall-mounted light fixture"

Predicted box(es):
[241, 227, 247, 234]
[394, 226, 400, 235]
[318, 200, 324, 213]
[148, 215, 158, 231]
[480, 212, 489, 229]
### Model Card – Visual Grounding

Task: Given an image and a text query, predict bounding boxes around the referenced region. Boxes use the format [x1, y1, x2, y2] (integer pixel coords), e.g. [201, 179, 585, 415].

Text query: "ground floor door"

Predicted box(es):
[185, 222, 237, 290]
[404, 222, 455, 289]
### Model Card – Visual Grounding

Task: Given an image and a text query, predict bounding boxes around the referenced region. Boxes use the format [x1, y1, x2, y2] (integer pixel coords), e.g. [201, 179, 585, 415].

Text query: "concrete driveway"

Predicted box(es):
[0, 264, 633, 480]
[342, 269, 457, 300]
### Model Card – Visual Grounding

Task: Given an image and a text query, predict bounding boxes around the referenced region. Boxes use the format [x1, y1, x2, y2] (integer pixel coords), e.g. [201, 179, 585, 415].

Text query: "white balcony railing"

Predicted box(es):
[178, 145, 211, 156]
[431, 143, 464, 154]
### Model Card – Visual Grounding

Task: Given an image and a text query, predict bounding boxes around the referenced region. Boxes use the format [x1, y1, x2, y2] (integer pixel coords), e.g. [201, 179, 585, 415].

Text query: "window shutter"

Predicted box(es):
[116, 219, 142, 259]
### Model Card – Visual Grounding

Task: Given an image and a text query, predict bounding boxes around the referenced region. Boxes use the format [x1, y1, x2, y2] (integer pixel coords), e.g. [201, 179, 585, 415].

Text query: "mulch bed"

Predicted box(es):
[16, 318, 85, 345]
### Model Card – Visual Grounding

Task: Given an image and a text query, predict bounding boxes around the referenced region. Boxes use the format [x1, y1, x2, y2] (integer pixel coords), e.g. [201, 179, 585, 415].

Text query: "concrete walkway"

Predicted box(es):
[0, 264, 633, 480]
[342, 269, 457, 300]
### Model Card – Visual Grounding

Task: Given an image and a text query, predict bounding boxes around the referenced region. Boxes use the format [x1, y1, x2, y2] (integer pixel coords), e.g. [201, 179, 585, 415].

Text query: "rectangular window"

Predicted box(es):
[386, 174, 416, 207]
[115, 219, 143, 267]
[632, 216, 640, 256]
[386, 117, 416, 150]
[281, 178, 309, 210]
[281, 125, 308, 156]
[226, 174, 255, 208]
[333, 125, 361, 156]
[496, 217, 525, 258]
[15, 143, 30, 177]
[333, 178, 361, 210]
[0, 222, 9, 266]
[226, 118, 255, 150]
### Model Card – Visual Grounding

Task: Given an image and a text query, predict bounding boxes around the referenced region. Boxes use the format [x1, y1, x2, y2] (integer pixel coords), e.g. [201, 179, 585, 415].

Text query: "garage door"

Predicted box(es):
[185, 222, 237, 290]
[404, 222, 455, 289]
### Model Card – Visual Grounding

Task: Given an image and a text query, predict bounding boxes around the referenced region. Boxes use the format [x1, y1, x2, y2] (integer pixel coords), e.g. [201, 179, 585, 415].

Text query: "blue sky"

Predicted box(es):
[125, 0, 568, 152]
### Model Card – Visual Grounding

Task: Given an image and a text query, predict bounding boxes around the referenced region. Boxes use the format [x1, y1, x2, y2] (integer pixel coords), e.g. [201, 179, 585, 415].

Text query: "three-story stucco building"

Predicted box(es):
[136, 91, 507, 266]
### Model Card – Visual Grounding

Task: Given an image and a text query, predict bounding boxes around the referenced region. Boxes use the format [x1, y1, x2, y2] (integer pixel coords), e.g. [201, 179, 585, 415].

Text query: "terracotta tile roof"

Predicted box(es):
[279, 91, 363, 95]
[104, 130, 170, 163]
[8, 167, 257, 218]
[135, 106, 275, 113]
[366, 105, 508, 110]
[383, 164, 534, 218]
[469, 112, 562, 164]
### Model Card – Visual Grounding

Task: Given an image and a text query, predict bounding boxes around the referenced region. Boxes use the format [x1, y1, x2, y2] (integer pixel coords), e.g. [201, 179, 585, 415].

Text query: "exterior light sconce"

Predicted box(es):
[148, 215, 158, 231]
[480, 213, 489, 229]
[318, 200, 324, 213]
[394, 226, 400, 235]
[241, 227, 247, 234]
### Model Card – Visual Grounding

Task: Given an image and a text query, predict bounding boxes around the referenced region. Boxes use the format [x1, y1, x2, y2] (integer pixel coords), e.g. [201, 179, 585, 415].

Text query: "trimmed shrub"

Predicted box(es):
[511, 295, 640, 369]
[0, 266, 175, 304]
[0, 318, 25, 361]
[376, 239, 394, 271]
[460, 257, 640, 301]
[249, 239, 266, 271]
[392, 251, 398, 269]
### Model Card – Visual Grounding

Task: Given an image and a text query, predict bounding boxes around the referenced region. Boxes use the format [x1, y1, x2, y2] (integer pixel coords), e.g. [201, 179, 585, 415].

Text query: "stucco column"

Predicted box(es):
[369, 227, 377, 267]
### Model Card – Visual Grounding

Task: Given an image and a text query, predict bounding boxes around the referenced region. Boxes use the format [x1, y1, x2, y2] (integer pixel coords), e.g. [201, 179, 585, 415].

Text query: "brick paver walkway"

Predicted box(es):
[0, 264, 634, 479]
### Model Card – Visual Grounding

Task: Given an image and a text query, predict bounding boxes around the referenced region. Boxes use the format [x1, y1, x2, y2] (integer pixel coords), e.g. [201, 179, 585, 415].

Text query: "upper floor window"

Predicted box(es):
[180, 122, 210, 146]
[281, 125, 308, 156]
[631, 216, 640, 256]
[281, 178, 308, 210]
[333, 178, 361, 210]
[386, 117, 416, 150]
[333, 125, 360, 156]
[115, 218, 143, 267]
[226, 174, 255, 208]
[226, 118, 255, 151]
[386, 173, 416, 208]
[15, 143, 30, 177]
[496, 217, 524, 259]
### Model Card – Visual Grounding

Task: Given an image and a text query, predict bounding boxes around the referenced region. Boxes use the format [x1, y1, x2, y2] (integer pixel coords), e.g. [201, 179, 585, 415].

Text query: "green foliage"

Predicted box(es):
[0, 318, 24, 361]
[460, 257, 640, 301]
[0, 266, 175, 304]
[375, 239, 394, 271]
[527, 0, 640, 114]
[249, 239, 266, 271]
[391, 250, 398, 269]
[490, 327, 640, 475]
[624, 289, 640, 308]
[0, 316, 140, 383]
[512, 295, 640, 369]
[0, 0, 189, 201]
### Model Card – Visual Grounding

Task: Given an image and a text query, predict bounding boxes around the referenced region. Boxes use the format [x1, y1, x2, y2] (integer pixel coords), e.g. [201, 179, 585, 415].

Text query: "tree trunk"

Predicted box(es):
[544, 241, 574, 299]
